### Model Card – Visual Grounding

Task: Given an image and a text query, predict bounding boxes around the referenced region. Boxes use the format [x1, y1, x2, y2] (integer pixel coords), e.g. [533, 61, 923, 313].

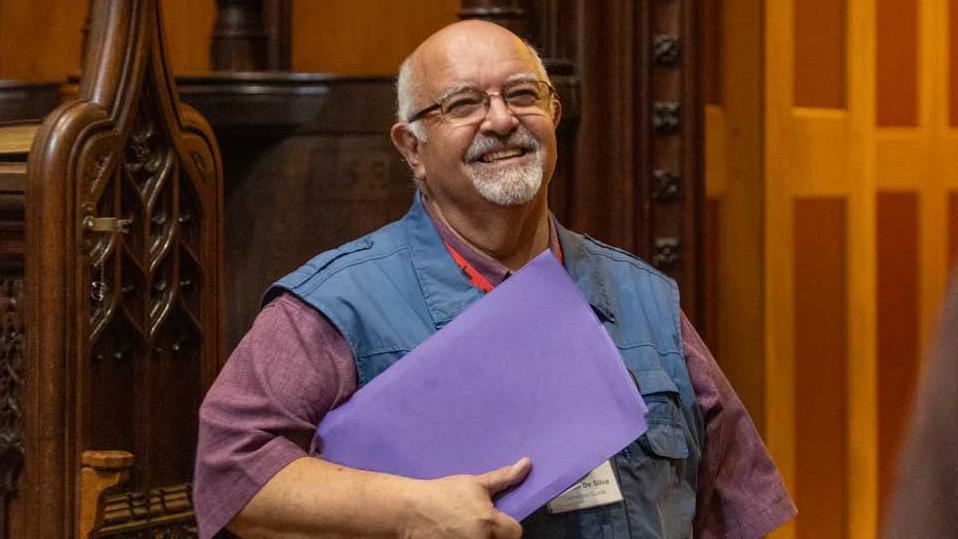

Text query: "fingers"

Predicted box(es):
[490, 511, 523, 539]
[477, 457, 531, 496]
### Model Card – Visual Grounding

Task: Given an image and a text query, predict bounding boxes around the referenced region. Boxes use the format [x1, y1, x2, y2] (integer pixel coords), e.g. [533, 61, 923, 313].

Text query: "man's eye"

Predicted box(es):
[505, 87, 542, 106]
[443, 95, 483, 116]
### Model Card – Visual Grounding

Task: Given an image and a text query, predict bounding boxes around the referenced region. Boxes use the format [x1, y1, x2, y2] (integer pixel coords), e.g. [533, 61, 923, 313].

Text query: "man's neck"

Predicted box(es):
[424, 194, 551, 272]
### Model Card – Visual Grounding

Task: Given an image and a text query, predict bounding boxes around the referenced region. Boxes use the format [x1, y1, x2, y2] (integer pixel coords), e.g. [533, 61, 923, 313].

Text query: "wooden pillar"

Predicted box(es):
[262, 0, 291, 71]
[458, 0, 532, 42]
[211, 0, 291, 71]
[211, 0, 269, 71]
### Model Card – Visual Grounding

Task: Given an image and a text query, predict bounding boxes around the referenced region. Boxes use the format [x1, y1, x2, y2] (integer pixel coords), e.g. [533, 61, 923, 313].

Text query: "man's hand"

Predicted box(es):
[400, 457, 532, 538]
[229, 456, 531, 538]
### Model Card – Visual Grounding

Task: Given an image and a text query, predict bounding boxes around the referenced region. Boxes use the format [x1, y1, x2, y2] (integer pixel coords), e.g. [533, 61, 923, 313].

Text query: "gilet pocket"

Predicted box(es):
[637, 369, 690, 460]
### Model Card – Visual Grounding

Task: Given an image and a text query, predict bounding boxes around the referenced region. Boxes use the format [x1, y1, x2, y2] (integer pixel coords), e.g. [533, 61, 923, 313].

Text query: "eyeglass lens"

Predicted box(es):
[440, 81, 553, 124]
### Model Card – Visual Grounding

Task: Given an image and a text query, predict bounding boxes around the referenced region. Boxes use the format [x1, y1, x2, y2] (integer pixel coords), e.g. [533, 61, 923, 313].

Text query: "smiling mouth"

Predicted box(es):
[475, 148, 530, 164]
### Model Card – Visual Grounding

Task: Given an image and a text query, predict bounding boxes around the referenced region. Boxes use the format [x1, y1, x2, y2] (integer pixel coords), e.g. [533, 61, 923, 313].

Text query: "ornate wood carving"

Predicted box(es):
[652, 237, 682, 270]
[80, 450, 195, 538]
[0, 120, 31, 536]
[19, 0, 223, 536]
[652, 102, 681, 134]
[78, 450, 133, 537]
[541, 0, 703, 324]
[94, 484, 196, 537]
[653, 34, 682, 66]
[652, 169, 681, 201]
[639, 0, 703, 321]
[0, 278, 23, 509]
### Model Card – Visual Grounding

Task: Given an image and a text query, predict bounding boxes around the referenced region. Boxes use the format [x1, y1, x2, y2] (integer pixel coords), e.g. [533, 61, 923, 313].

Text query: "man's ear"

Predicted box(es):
[550, 97, 563, 128]
[390, 123, 427, 180]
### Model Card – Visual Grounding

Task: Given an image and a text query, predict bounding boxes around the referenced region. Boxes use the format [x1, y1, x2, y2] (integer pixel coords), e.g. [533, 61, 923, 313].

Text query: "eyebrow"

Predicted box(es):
[435, 84, 476, 102]
[505, 73, 541, 83]
[435, 73, 543, 101]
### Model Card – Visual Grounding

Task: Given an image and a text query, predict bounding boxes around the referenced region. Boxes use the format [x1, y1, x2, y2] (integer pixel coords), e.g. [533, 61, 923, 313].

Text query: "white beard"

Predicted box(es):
[467, 151, 544, 206]
[463, 125, 545, 206]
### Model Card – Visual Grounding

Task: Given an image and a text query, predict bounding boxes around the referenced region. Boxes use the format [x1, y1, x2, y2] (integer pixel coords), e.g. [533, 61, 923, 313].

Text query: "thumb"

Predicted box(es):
[477, 457, 532, 495]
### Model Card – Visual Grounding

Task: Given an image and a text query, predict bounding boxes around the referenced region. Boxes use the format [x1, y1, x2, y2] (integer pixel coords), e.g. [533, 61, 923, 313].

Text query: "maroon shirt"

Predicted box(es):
[195, 212, 796, 538]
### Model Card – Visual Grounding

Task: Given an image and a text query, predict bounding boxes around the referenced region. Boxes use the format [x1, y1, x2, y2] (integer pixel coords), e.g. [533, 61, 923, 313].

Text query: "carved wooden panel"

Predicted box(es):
[0, 278, 23, 522]
[642, 0, 704, 323]
[0, 118, 30, 538]
[82, 76, 212, 491]
[16, 0, 223, 535]
[93, 485, 197, 538]
[76, 450, 197, 538]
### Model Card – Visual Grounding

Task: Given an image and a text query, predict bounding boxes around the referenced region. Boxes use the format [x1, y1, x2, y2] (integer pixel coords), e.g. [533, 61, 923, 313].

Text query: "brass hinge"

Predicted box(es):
[83, 216, 131, 234]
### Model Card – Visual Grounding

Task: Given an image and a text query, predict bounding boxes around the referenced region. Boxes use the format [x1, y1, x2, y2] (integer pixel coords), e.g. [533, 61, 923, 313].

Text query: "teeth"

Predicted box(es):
[480, 149, 523, 163]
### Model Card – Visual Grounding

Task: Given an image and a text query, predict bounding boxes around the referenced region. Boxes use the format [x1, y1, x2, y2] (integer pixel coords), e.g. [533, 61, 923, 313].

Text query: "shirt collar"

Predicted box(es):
[421, 195, 564, 287]
[403, 192, 616, 328]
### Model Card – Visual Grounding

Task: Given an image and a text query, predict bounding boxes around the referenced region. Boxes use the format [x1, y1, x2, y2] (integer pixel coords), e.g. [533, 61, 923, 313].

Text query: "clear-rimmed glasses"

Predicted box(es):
[406, 79, 557, 127]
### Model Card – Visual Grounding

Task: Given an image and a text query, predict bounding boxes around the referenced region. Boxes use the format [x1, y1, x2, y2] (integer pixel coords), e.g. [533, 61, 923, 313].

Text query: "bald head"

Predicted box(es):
[396, 21, 550, 139]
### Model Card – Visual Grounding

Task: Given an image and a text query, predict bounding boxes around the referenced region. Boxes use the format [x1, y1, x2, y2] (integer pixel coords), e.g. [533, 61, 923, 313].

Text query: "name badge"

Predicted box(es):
[546, 460, 624, 513]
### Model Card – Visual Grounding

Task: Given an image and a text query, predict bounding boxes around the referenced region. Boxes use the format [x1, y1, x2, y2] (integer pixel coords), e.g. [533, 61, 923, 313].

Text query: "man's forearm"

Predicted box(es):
[227, 456, 417, 538]
[226, 455, 530, 539]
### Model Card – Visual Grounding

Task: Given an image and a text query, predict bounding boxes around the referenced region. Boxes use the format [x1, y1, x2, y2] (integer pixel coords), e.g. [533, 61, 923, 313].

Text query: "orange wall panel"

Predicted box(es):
[794, 198, 848, 539]
[703, 197, 720, 350]
[950, 192, 958, 274]
[0, 1, 460, 81]
[952, 0, 958, 127]
[0, 0, 87, 81]
[877, 0, 919, 126]
[876, 191, 920, 517]
[290, 0, 459, 75]
[160, 0, 215, 73]
[0, 0, 214, 81]
[793, 0, 846, 108]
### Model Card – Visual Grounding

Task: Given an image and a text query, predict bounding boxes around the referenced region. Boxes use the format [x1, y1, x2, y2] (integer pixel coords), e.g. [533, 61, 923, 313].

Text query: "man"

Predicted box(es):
[195, 20, 796, 538]
[884, 272, 958, 538]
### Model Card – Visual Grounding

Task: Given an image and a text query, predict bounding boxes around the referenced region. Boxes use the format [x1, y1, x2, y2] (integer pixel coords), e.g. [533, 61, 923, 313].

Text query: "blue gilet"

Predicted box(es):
[266, 195, 705, 538]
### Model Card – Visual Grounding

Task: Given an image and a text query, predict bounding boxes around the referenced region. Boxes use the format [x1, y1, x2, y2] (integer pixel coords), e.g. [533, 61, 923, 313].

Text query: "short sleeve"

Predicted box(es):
[193, 293, 358, 538]
[682, 313, 797, 538]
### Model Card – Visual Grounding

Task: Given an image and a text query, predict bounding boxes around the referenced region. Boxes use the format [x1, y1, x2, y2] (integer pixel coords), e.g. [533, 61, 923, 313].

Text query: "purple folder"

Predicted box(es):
[315, 251, 647, 520]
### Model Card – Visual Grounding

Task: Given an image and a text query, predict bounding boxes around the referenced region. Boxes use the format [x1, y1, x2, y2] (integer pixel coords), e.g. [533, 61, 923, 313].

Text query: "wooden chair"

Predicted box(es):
[0, 0, 223, 536]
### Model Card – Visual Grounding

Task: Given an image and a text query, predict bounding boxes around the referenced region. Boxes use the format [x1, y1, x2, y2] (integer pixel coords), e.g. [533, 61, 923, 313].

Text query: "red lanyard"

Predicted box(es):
[444, 241, 496, 293]
[443, 240, 564, 295]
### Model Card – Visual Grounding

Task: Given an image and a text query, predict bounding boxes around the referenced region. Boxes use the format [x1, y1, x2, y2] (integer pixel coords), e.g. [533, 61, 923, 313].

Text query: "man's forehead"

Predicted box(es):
[410, 21, 540, 90]
[414, 20, 526, 58]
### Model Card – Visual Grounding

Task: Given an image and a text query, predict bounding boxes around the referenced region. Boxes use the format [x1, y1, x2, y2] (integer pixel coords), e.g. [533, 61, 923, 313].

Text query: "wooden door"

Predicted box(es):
[706, 1, 958, 537]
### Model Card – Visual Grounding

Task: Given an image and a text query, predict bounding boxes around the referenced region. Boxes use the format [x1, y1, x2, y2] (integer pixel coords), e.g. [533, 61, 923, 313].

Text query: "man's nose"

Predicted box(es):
[479, 95, 520, 135]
